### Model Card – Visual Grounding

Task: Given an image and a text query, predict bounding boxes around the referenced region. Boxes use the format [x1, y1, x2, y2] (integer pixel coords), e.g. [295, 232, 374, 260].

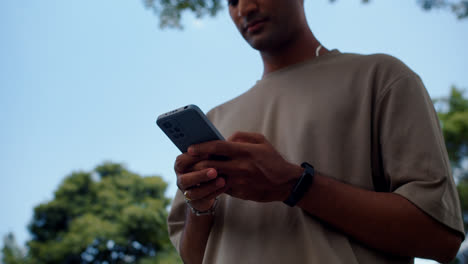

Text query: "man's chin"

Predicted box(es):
[246, 37, 271, 51]
[244, 31, 284, 53]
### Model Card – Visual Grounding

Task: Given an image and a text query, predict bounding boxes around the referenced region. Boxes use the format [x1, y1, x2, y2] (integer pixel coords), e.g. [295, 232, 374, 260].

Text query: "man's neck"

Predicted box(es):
[260, 30, 325, 77]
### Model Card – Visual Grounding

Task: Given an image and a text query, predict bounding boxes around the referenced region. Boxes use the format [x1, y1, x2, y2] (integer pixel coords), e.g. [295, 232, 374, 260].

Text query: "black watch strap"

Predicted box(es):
[283, 162, 315, 207]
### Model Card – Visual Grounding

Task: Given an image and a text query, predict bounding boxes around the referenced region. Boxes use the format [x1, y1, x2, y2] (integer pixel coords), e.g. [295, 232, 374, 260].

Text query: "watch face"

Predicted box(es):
[301, 162, 315, 176]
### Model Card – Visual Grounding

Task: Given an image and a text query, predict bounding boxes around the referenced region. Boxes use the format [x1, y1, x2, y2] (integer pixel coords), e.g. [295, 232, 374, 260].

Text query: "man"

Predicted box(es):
[167, 0, 465, 263]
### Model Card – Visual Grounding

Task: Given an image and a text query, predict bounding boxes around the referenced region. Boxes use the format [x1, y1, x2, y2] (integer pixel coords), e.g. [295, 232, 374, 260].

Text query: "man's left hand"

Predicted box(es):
[187, 131, 303, 202]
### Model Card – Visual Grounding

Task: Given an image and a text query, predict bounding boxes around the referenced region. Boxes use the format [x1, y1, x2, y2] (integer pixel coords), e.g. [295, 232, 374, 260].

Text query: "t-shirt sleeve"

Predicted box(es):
[376, 73, 465, 236]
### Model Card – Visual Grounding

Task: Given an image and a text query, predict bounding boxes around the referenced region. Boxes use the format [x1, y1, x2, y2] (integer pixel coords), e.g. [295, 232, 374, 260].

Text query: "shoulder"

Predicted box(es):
[334, 52, 422, 99]
[206, 83, 259, 122]
[308, 51, 420, 89]
[335, 52, 416, 77]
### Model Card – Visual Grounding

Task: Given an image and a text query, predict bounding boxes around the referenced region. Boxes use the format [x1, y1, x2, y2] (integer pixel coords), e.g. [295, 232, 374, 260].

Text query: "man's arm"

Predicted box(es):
[178, 183, 226, 264]
[179, 212, 214, 264]
[173, 154, 227, 264]
[294, 167, 462, 263]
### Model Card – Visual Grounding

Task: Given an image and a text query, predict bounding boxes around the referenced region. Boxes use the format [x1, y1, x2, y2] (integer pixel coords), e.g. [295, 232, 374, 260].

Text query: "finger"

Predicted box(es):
[174, 153, 209, 174]
[191, 159, 243, 188]
[227, 131, 266, 144]
[178, 168, 218, 190]
[191, 159, 232, 172]
[185, 177, 226, 201]
[188, 140, 247, 158]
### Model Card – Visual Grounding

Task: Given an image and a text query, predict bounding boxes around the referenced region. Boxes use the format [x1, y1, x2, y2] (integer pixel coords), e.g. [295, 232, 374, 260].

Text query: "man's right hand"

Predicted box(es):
[174, 153, 226, 212]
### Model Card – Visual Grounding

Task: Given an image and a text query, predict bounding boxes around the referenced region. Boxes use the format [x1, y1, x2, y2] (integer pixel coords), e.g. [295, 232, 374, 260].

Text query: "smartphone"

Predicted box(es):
[156, 104, 224, 153]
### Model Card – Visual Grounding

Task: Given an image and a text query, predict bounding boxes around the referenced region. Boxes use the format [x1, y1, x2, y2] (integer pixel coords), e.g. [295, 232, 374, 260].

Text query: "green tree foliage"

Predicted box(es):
[2, 162, 182, 264]
[436, 87, 468, 204]
[418, 0, 468, 19]
[2, 233, 27, 264]
[143, 0, 222, 29]
[143, 0, 468, 29]
[435, 87, 468, 262]
[436, 87, 468, 172]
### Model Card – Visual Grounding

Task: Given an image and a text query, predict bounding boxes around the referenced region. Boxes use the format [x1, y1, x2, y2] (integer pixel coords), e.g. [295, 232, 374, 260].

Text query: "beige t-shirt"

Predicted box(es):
[168, 50, 464, 263]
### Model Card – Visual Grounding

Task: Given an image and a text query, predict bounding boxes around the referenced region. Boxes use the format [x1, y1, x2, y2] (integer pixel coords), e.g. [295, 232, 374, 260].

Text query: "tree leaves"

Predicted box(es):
[143, 0, 468, 29]
[144, 0, 223, 28]
[418, 0, 468, 19]
[436, 87, 468, 168]
[2, 234, 27, 264]
[435, 87, 468, 258]
[7, 162, 181, 264]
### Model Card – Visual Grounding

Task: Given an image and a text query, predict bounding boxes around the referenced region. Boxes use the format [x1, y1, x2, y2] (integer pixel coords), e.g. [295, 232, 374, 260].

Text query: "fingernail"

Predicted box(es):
[207, 169, 217, 178]
[216, 177, 225, 188]
[188, 147, 197, 155]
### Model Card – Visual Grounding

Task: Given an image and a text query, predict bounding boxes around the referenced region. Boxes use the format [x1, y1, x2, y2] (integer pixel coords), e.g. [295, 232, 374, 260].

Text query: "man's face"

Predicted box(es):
[228, 0, 305, 52]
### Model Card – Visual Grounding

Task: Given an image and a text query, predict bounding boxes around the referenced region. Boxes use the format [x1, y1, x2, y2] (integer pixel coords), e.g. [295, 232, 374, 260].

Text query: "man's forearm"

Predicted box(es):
[296, 171, 462, 262]
[179, 208, 215, 264]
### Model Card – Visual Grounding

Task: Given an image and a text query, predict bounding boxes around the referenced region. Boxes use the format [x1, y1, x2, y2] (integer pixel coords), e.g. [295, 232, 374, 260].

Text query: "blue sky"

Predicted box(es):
[1, 0, 467, 262]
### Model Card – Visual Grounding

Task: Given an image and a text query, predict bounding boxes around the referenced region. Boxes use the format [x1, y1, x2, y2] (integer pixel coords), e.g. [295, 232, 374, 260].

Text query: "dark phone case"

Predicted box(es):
[156, 104, 225, 153]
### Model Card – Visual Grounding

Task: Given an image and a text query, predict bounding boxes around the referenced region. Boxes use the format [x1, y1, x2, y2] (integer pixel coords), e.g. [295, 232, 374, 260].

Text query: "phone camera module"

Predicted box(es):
[163, 122, 172, 128]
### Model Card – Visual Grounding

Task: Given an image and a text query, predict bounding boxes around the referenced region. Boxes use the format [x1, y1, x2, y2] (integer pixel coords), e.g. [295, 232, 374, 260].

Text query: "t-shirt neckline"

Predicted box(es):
[260, 49, 341, 81]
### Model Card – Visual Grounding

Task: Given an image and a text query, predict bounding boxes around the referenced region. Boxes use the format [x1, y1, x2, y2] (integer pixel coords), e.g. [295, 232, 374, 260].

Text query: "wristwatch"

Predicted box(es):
[283, 162, 315, 207]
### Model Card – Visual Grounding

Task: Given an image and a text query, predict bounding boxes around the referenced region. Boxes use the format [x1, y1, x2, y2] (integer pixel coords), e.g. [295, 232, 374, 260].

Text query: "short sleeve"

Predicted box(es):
[376, 73, 465, 236]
